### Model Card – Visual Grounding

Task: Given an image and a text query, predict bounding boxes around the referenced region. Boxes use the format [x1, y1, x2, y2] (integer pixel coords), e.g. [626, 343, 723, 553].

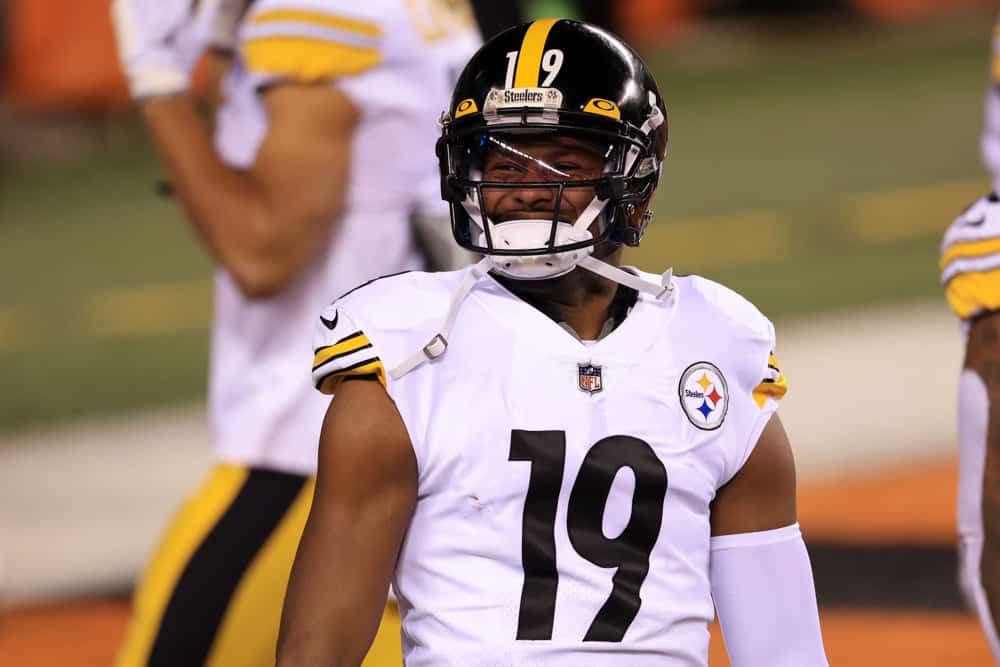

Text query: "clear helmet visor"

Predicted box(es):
[446, 129, 628, 279]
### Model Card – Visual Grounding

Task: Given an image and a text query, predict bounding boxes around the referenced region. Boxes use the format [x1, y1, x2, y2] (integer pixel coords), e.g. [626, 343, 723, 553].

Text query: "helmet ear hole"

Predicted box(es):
[617, 201, 653, 247]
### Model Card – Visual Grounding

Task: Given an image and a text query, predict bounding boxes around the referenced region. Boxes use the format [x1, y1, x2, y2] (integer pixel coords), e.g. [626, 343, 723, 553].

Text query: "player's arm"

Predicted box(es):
[141, 84, 357, 299]
[709, 414, 828, 667]
[941, 190, 1000, 660]
[277, 376, 417, 667]
[963, 311, 1000, 638]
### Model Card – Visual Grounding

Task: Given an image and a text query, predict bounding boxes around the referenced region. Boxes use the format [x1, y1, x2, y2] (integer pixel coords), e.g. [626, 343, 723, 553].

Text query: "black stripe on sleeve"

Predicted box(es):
[146, 469, 307, 667]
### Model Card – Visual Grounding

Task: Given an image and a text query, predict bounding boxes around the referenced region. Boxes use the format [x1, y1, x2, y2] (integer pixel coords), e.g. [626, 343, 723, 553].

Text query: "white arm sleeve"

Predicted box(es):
[710, 523, 828, 667]
[982, 25, 1000, 191]
[957, 369, 1000, 661]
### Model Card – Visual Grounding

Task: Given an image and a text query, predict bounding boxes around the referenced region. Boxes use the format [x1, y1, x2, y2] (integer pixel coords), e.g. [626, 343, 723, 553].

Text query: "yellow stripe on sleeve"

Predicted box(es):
[514, 18, 559, 88]
[939, 236, 1000, 270]
[312, 333, 372, 370]
[944, 265, 1000, 319]
[242, 37, 380, 81]
[753, 374, 788, 409]
[317, 359, 386, 394]
[250, 9, 381, 38]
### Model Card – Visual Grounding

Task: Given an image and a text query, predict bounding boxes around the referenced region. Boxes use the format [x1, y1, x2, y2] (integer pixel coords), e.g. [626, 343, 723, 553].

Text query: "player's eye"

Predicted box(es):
[553, 162, 582, 173]
[486, 162, 525, 179]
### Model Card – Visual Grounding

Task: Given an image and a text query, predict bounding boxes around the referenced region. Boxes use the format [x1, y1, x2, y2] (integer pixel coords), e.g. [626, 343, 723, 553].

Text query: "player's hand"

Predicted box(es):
[111, 0, 218, 100]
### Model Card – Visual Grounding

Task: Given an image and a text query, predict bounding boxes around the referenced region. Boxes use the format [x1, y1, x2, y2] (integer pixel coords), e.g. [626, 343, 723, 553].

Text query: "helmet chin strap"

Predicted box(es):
[388, 254, 673, 380]
[463, 191, 671, 296]
[389, 257, 492, 380]
[577, 256, 673, 298]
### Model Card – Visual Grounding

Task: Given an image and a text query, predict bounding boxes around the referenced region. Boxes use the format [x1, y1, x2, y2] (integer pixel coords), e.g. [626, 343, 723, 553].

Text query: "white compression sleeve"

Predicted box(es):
[710, 523, 828, 667]
[957, 369, 1000, 661]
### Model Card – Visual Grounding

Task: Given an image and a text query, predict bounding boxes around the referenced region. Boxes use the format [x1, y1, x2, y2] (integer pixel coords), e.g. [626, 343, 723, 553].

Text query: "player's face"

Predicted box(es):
[481, 134, 609, 226]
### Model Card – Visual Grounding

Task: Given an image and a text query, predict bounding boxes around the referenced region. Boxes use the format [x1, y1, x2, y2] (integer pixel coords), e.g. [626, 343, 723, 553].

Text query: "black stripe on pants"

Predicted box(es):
[146, 468, 307, 667]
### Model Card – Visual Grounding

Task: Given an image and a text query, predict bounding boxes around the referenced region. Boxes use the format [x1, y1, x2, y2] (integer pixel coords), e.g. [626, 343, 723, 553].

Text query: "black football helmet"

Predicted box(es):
[437, 18, 669, 279]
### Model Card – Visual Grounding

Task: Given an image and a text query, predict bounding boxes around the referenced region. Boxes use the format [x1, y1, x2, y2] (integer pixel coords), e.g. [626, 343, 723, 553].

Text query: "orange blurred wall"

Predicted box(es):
[5, 0, 131, 110]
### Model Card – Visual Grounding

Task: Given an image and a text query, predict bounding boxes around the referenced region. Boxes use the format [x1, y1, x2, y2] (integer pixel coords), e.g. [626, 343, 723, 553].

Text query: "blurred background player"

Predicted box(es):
[279, 19, 827, 666]
[110, 0, 479, 664]
[941, 17, 1000, 663]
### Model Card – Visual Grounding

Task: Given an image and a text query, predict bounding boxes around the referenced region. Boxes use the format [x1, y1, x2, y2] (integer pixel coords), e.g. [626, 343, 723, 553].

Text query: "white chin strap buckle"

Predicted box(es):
[422, 334, 447, 359]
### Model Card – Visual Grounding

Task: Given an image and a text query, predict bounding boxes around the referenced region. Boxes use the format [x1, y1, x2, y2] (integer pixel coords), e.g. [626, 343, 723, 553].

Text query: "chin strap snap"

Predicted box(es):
[389, 258, 492, 380]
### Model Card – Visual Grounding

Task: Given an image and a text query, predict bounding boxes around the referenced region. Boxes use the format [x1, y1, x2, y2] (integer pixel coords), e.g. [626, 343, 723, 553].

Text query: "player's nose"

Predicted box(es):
[510, 186, 556, 210]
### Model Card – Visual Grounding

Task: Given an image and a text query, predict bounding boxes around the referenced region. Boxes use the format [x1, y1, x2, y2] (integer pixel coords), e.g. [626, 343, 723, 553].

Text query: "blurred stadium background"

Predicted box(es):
[1, 0, 998, 663]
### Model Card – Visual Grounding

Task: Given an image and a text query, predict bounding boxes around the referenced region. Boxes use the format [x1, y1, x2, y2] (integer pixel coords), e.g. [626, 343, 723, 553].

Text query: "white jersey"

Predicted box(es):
[208, 0, 480, 474]
[312, 268, 787, 666]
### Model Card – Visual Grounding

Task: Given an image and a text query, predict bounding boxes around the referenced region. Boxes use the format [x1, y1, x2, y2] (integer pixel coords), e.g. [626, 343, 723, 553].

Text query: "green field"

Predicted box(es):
[0, 16, 993, 432]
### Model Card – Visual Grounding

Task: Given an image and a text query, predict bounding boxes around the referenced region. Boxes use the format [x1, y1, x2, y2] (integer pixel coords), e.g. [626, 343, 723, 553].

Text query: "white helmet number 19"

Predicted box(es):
[504, 49, 565, 88]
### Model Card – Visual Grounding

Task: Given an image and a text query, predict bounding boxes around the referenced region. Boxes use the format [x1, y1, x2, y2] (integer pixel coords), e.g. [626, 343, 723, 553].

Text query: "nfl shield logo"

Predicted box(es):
[578, 364, 603, 394]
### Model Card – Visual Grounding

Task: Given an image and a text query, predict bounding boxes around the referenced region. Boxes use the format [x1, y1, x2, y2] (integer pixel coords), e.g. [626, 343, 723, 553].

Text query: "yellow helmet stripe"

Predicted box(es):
[514, 18, 559, 88]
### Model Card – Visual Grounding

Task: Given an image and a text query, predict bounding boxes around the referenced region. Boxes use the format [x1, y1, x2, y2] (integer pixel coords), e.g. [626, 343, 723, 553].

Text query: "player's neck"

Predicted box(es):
[496, 247, 626, 340]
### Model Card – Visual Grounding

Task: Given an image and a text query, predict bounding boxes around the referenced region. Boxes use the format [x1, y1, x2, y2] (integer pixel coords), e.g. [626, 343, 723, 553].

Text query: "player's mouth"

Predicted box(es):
[493, 210, 576, 223]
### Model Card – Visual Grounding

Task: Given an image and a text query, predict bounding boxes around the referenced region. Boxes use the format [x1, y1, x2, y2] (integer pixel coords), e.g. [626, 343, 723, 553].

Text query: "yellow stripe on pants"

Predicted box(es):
[117, 465, 402, 666]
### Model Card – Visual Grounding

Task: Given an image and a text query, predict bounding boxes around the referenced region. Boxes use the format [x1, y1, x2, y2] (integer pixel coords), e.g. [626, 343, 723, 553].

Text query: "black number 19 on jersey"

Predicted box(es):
[509, 430, 668, 643]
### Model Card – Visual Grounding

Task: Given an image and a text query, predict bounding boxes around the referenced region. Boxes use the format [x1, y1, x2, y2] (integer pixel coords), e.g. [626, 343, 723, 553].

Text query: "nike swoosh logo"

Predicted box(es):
[320, 311, 339, 330]
[962, 216, 986, 227]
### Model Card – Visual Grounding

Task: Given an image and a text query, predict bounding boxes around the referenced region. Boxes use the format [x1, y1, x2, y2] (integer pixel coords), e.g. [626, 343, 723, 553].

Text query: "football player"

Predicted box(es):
[110, 0, 479, 665]
[279, 19, 828, 666]
[940, 18, 1000, 663]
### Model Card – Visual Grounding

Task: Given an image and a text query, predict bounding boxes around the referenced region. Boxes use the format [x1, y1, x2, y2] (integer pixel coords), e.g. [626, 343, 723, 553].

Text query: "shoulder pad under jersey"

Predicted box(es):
[940, 192, 1000, 320]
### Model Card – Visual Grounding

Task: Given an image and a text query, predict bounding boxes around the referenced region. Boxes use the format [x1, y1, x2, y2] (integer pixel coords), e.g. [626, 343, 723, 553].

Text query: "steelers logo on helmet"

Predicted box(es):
[678, 362, 729, 431]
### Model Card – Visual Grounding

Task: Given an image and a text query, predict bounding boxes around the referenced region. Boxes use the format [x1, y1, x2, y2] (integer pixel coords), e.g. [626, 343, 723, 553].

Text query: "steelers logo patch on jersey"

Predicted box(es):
[678, 362, 729, 431]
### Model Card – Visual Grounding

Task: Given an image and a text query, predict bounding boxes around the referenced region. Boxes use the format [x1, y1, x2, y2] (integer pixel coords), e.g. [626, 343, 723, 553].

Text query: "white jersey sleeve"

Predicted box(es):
[674, 276, 788, 487]
[983, 19, 1000, 190]
[311, 270, 465, 396]
[940, 193, 1000, 321]
[312, 302, 387, 393]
